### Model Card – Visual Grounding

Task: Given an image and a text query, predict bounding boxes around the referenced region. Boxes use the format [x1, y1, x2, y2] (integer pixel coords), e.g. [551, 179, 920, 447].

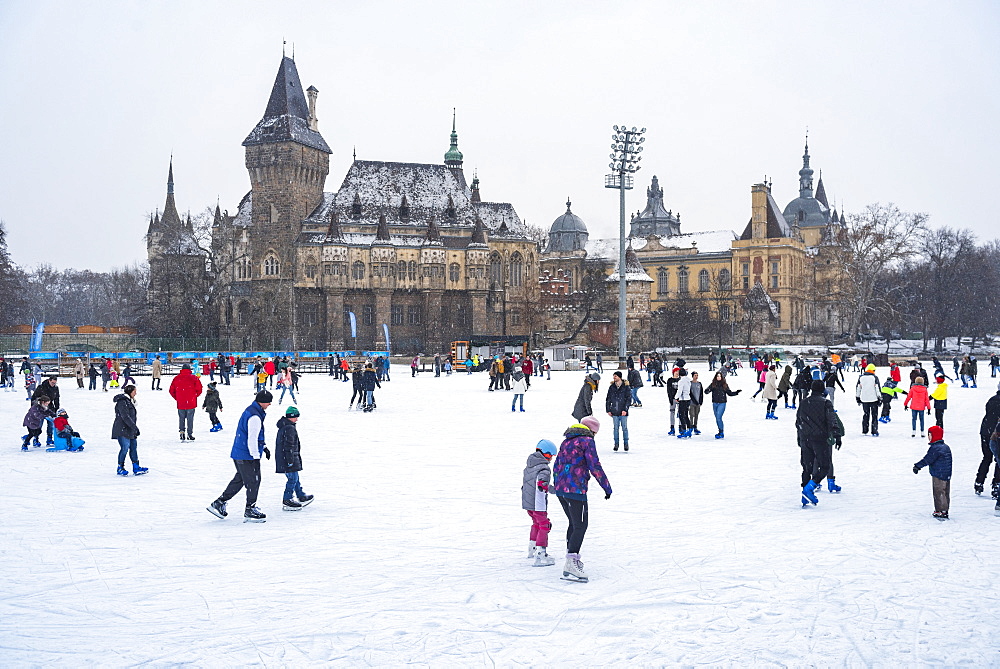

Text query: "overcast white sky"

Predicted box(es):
[1, 0, 997, 272]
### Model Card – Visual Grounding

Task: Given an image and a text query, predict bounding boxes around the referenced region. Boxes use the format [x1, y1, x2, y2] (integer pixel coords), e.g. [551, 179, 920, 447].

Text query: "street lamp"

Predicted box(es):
[605, 125, 645, 369]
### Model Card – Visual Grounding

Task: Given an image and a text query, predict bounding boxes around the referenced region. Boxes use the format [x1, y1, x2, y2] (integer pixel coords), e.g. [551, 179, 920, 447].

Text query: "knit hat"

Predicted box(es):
[588, 372, 601, 382]
[285, 406, 300, 417]
[810, 379, 826, 395]
[580, 416, 600, 434]
[255, 390, 273, 403]
[928, 425, 944, 442]
[536, 439, 557, 456]
[866, 364, 876, 372]
[182, 364, 191, 370]
[57, 408, 68, 416]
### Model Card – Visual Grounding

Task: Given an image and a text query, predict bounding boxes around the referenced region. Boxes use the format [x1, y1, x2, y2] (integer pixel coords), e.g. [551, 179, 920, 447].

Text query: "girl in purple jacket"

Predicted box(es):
[552, 416, 613, 582]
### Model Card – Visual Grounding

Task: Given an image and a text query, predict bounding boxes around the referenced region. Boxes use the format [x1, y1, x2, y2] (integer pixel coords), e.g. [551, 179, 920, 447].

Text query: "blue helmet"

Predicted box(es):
[536, 439, 557, 456]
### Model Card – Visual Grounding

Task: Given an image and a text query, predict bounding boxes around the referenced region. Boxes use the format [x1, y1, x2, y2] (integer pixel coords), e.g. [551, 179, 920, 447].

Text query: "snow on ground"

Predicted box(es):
[1, 364, 1000, 666]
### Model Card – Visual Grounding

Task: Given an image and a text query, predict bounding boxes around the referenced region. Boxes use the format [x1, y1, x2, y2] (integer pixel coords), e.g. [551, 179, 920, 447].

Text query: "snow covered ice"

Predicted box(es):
[2, 364, 1000, 665]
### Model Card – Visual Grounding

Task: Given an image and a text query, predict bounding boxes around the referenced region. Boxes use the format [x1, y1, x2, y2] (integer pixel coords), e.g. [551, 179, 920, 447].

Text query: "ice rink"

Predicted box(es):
[1, 362, 999, 666]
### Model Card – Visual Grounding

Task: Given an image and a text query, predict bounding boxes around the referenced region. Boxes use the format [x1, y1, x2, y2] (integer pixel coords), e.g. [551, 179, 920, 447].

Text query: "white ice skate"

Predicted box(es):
[561, 554, 588, 581]
[527, 540, 536, 558]
[533, 546, 555, 567]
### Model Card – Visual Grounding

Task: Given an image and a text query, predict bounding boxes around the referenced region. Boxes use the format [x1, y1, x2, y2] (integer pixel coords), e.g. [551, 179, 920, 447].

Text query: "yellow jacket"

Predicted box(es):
[930, 382, 948, 401]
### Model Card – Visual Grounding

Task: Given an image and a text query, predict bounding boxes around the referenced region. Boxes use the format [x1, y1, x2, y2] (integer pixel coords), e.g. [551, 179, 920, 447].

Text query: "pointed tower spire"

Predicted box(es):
[243, 56, 331, 153]
[470, 170, 481, 203]
[444, 108, 464, 168]
[814, 169, 830, 208]
[798, 132, 814, 199]
[213, 202, 223, 228]
[161, 158, 182, 229]
[470, 216, 488, 246]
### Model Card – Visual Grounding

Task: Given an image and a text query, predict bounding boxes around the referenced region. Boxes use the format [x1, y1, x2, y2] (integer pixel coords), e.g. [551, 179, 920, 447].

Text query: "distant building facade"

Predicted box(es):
[147, 56, 537, 352]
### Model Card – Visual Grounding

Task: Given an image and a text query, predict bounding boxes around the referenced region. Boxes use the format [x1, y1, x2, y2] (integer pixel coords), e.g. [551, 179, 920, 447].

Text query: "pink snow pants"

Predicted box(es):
[527, 510, 551, 547]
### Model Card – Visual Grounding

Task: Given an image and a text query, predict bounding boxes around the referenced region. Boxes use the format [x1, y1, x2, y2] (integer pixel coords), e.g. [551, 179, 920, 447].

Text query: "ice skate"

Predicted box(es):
[932, 511, 949, 521]
[561, 554, 588, 582]
[243, 506, 266, 523]
[179, 431, 186, 441]
[802, 480, 819, 505]
[975, 483, 984, 495]
[207, 499, 228, 518]
[827, 477, 841, 493]
[187, 434, 195, 441]
[297, 494, 314, 506]
[282, 499, 303, 511]
[623, 444, 629, 452]
[533, 546, 555, 567]
[527, 540, 536, 558]
[21, 444, 28, 452]
[668, 427, 675, 436]
[133, 464, 148, 476]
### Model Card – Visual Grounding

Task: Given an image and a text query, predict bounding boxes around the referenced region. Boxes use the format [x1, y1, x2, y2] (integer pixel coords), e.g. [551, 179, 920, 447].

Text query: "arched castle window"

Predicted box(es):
[509, 252, 523, 287]
[397, 261, 407, 279]
[698, 269, 710, 292]
[677, 268, 689, 293]
[719, 268, 732, 291]
[263, 255, 280, 277]
[407, 261, 417, 280]
[305, 264, 318, 279]
[657, 269, 668, 295]
[449, 263, 461, 282]
[352, 261, 365, 280]
[225, 301, 233, 325]
[238, 302, 251, 326]
[489, 253, 504, 286]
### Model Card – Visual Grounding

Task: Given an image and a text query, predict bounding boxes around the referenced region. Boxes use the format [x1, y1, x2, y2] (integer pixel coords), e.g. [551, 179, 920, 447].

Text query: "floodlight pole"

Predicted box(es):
[605, 126, 645, 370]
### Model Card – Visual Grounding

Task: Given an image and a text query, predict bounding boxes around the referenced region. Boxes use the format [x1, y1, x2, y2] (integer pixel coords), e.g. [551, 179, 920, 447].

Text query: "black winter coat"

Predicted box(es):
[110, 393, 139, 439]
[274, 416, 302, 473]
[795, 392, 837, 441]
[605, 382, 631, 415]
[707, 381, 740, 403]
[793, 369, 813, 391]
[203, 387, 223, 412]
[362, 369, 381, 391]
[980, 393, 1000, 439]
[627, 368, 643, 388]
[666, 377, 679, 402]
[32, 382, 60, 411]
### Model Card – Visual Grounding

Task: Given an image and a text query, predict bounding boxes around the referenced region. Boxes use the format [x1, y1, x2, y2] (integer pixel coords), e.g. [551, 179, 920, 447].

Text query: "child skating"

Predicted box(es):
[522, 439, 556, 566]
[878, 378, 906, 424]
[203, 381, 223, 432]
[511, 370, 527, 412]
[21, 397, 51, 450]
[275, 406, 313, 510]
[913, 425, 952, 520]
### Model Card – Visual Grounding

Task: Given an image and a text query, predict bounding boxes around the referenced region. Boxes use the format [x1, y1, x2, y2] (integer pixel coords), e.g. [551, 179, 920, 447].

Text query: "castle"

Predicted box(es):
[147, 56, 538, 352]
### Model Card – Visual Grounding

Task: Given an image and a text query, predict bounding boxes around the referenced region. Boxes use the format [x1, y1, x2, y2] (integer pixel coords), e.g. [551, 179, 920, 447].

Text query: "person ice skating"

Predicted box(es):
[274, 406, 313, 511]
[511, 370, 527, 412]
[21, 396, 51, 451]
[763, 365, 780, 420]
[878, 378, 906, 424]
[823, 367, 846, 409]
[913, 425, 952, 520]
[751, 364, 767, 400]
[666, 368, 680, 435]
[73, 359, 85, 389]
[903, 376, 931, 438]
[676, 368, 694, 437]
[689, 371, 704, 435]
[606, 371, 631, 451]
[111, 385, 146, 475]
[855, 364, 881, 436]
[349, 364, 364, 409]
[169, 363, 203, 441]
[31, 376, 61, 445]
[276, 366, 297, 404]
[777, 365, 793, 408]
[626, 365, 643, 407]
[203, 381, 223, 432]
[968, 356, 978, 388]
[991, 354, 999, 378]
[361, 362, 381, 412]
[791, 365, 811, 409]
[87, 362, 98, 390]
[572, 373, 599, 422]
[411, 355, 419, 377]
[552, 417, 612, 582]
[930, 373, 948, 428]
[796, 380, 840, 506]
[151, 355, 163, 390]
[207, 390, 273, 523]
[707, 371, 741, 439]
[522, 439, 557, 567]
[975, 382, 1000, 498]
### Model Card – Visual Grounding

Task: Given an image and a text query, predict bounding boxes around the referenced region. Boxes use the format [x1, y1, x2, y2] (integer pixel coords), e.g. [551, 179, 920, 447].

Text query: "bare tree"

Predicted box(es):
[0, 221, 27, 327]
[919, 227, 977, 351]
[836, 203, 927, 339]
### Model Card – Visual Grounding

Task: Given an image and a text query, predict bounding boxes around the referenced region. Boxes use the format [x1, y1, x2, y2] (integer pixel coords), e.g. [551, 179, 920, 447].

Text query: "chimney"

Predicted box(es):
[306, 85, 319, 131]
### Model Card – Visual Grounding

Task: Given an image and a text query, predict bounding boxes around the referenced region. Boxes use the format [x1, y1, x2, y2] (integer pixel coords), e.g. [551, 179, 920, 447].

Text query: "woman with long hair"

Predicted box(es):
[707, 371, 742, 439]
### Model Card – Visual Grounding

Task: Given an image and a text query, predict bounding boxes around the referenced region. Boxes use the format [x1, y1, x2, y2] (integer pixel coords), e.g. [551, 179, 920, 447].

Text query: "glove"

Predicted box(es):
[605, 493, 611, 500]
[263, 447, 271, 460]
[913, 465, 920, 475]
[856, 398, 862, 405]
[735, 389, 742, 394]
[835, 439, 842, 450]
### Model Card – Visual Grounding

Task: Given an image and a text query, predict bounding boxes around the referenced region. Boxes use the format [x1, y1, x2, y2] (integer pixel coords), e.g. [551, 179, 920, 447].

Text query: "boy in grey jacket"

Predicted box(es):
[522, 439, 557, 567]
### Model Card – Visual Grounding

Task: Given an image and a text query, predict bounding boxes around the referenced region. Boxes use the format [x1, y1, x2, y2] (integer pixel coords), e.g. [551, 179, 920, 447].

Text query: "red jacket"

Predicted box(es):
[264, 361, 276, 376]
[890, 365, 901, 383]
[521, 359, 533, 374]
[904, 384, 930, 412]
[169, 369, 203, 410]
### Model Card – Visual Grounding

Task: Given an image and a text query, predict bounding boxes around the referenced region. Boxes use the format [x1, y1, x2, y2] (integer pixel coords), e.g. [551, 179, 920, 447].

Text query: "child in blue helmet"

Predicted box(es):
[521, 439, 557, 567]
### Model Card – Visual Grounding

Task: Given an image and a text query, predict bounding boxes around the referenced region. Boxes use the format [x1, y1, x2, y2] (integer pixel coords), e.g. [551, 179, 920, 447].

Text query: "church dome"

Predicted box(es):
[546, 198, 589, 253]
[782, 196, 830, 228]
[549, 198, 588, 234]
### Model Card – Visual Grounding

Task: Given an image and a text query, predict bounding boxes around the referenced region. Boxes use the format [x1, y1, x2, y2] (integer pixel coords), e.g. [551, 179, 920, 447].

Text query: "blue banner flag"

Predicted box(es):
[30, 322, 45, 352]
[382, 323, 391, 355]
[348, 312, 357, 339]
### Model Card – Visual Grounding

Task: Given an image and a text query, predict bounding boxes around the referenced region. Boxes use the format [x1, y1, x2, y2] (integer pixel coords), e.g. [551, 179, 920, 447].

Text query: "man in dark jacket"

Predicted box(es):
[626, 367, 644, 407]
[361, 363, 381, 412]
[275, 406, 313, 510]
[31, 377, 60, 445]
[111, 386, 146, 475]
[605, 371, 631, 451]
[975, 382, 1000, 498]
[796, 379, 839, 506]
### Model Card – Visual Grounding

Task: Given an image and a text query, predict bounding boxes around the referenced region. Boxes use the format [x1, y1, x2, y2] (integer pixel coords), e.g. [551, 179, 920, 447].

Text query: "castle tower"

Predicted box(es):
[243, 55, 332, 280]
[444, 109, 467, 189]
